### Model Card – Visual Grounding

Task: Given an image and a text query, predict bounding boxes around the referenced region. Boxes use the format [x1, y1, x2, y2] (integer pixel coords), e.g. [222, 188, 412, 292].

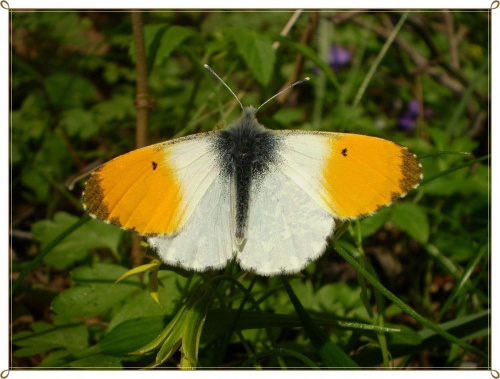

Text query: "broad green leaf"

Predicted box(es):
[40, 350, 122, 368]
[44, 73, 98, 109]
[20, 131, 72, 203]
[60, 109, 99, 139]
[359, 207, 391, 238]
[32, 212, 123, 269]
[51, 263, 141, 318]
[91, 95, 136, 126]
[65, 354, 123, 368]
[226, 28, 276, 86]
[390, 202, 429, 244]
[108, 271, 186, 331]
[12, 322, 88, 357]
[314, 283, 366, 319]
[98, 316, 171, 357]
[155, 26, 195, 67]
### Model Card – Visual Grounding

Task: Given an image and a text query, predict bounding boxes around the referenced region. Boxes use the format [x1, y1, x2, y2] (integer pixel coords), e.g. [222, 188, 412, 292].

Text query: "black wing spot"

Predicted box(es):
[152, 161, 158, 170]
[341, 148, 348, 157]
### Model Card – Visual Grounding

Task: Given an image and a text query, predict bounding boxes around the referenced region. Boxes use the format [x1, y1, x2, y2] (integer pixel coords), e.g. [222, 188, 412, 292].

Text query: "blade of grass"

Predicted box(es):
[352, 12, 408, 108]
[281, 278, 359, 368]
[11, 215, 91, 295]
[421, 155, 490, 186]
[446, 59, 488, 136]
[352, 221, 390, 368]
[356, 310, 489, 366]
[436, 245, 487, 322]
[275, 36, 340, 91]
[335, 245, 486, 359]
[418, 151, 471, 159]
[312, 17, 330, 130]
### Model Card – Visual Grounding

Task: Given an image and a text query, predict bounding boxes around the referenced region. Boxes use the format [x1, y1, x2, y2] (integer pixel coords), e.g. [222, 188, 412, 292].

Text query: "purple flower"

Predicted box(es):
[398, 115, 416, 131]
[329, 45, 351, 72]
[408, 99, 420, 117]
[398, 100, 420, 131]
[312, 44, 351, 74]
[397, 99, 432, 131]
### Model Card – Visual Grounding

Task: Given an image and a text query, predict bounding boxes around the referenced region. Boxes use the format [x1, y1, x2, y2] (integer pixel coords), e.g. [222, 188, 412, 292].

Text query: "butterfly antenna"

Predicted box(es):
[204, 64, 244, 111]
[255, 77, 310, 114]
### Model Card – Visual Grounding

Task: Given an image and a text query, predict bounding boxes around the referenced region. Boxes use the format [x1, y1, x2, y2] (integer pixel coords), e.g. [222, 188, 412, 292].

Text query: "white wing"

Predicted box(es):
[237, 166, 335, 276]
[148, 174, 235, 271]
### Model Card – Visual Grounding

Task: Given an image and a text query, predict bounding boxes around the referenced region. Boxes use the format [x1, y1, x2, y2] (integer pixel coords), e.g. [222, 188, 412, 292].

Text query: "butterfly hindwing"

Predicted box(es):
[238, 167, 334, 275]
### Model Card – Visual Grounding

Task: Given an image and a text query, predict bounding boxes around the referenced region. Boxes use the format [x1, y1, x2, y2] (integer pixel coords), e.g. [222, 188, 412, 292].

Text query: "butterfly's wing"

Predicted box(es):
[236, 166, 335, 275]
[83, 132, 235, 271]
[237, 131, 422, 276]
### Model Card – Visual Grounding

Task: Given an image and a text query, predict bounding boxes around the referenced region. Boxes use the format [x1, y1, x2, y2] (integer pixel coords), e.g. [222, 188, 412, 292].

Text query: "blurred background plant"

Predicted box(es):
[10, 9, 490, 369]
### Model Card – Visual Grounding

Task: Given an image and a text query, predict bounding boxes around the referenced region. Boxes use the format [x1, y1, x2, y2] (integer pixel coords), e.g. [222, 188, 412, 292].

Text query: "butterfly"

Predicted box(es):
[83, 68, 422, 276]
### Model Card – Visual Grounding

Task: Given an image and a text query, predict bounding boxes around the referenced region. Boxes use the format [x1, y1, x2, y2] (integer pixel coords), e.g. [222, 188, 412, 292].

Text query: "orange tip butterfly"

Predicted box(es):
[83, 66, 422, 276]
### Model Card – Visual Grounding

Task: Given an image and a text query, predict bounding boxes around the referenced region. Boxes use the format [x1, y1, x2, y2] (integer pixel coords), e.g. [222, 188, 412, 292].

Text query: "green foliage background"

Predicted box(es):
[10, 10, 490, 369]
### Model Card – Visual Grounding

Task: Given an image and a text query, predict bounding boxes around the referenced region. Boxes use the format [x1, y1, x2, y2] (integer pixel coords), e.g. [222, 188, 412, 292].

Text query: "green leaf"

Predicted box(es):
[98, 316, 172, 357]
[182, 287, 214, 365]
[32, 212, 123, 269]
[359, 207, 391, 239]
[107, 271, 186, 331]
[12, 322, 88, 357]
[155, 312, 188, 366]
[65, 354, 123, 368]
[44, 73, 98, 109]
[155, 26, 195, 67]
[115, 262, 160, 284]
[390, 202, 429, 244]
[227, 28, 276, 86]
[51, 263, 141, 318]
[60, 109, 99, 139]
[149, 269, 160, 305]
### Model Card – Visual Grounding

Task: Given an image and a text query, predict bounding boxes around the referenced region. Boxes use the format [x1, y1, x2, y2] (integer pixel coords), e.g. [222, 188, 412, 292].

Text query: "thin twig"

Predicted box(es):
[443, 11, 460, 70]
[353, 12, 409, 108]
[272, 9, 303, 50]
[277, 11, 318, 104]
[351, 15, 465, 95]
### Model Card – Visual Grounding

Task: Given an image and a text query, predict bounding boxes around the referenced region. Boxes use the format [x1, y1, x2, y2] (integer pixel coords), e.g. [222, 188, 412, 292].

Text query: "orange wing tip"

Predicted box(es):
[323, 139, 423, 221]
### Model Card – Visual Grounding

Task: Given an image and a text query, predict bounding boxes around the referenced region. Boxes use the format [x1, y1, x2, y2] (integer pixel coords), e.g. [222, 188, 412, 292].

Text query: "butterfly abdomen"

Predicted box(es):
[214, 109, 279, 240]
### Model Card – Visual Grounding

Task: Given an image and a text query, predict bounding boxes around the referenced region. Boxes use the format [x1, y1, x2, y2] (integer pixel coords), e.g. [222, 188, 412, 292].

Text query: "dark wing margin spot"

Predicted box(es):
[399, 148, 422, 193]
[83, 169, 110, 220]
[341, 148, 348, 157]
[152, 161, 158, 170]
[110, 216, 123, 228]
